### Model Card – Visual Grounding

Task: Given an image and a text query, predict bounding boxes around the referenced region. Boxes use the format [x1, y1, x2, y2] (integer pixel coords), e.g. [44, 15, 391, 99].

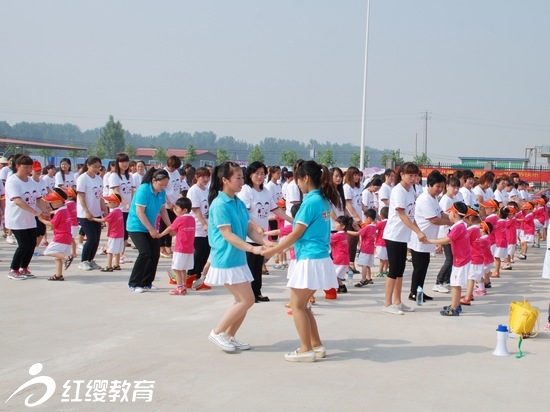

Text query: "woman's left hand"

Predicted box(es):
[417, 231, 428, 243]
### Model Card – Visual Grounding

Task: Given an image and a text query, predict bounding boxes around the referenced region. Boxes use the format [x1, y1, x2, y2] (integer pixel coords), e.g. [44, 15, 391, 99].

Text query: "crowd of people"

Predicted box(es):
[1, 153, 550, 362]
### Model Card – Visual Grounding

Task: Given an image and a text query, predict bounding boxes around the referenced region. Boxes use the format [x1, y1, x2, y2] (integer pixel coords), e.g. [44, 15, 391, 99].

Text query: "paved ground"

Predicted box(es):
[1, 234, 549, 411]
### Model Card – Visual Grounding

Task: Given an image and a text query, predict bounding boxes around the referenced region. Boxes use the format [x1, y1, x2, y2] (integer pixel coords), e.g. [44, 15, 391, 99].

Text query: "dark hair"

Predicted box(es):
[462, 169, 474, 180]
[344, 166, 361, 188]
[245, 161, 267, 189]
[447, 176, 461, 188]
[52, 187, 68, 201]
[45, 164, 56, 171]
[12, 154, 33, 172]
[115, 152, 130, 180]
[192, 166, 211, 185]
[366, 178, 383, 189]
[142, 167, 169, 185]
[379, 206, 389, 219]
[364, 208, 377, 221]
[290, 202, 301, 218]
[498, 206, 509, 219]
[81, 156, 102, 174]
[335, 215, 354, 231]
[329, 167, 344, 210]
[175, 196, 192, 212]
[451, 201, 468, 217]
[166, 155, 182, 170]
[268, 165, 281, 181]
[58, 158, 72, 181]
[208, 161, 242, 205]
[395, 162, 420, 185]
[427, 170, 446, 187]
[295, 160, 339, 205]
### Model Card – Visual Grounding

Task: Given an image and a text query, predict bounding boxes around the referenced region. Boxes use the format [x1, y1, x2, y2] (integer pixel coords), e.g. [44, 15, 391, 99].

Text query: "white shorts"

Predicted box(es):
[334, 264, 347, 280]
[521, 234, 534, 243]
[375, 246, 388, 260]
[483, 264, 493, 274]
[468, 263, 484, 281]
[206, 264, 253, 286]
[43, 241, 71, 257]
[450, 263, 469, 288]
[507, 244, 515, 256]
[535, 220, 543, 231]
[490, 244, 496, 255]
[356, 252, 374, 268]
[71, 226, 78, 238]
[107, 238, 124, 254]
[287, 257, 338, 290]
[172, 252, 194, 271]
[493, 246, 508, 259]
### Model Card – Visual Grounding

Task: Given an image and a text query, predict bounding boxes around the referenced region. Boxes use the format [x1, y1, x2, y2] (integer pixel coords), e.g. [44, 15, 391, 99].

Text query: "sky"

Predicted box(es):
[1, 0, 549, 164]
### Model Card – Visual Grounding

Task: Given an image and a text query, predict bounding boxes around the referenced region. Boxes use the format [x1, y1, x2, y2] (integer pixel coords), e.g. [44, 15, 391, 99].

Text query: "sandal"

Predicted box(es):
[64, 256, 74, 270]
[100, 267, 113, 272]
[112, 266, 121, 271]
[169, 286, 187, 295]
[48, 275, 64, 281]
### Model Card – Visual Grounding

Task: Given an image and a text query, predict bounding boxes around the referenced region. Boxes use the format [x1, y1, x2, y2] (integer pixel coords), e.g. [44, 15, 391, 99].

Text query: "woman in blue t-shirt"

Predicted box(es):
[205, 162, 268, 353]
[263, 160, 340, 363]
[126, 168, 172, 293]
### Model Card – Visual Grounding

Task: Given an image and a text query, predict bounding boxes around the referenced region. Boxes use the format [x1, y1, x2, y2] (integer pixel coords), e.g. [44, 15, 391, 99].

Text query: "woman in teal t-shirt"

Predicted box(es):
[263, 160, 340, 362]
[205, 162, 268, 353]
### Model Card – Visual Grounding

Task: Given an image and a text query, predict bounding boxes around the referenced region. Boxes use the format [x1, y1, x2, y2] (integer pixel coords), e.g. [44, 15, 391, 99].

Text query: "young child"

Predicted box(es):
[374, 206, 389, 277]
[40, 188, 74, 281]
[159, 197, 196, 295]
[475, 221, 493, 295]
[490, 206, 509, 278]
[462, 207, 482, 305]
[518, 202, 535, 260]
[273, 198, 288, 269]
[427, 202, 471, 316]
[93, 194, 124, 272]
[330, 215, 355, 294]
[65, 188, 79, 258]
[533, 198, 547, 247]
[504, 204, 518, 267]
[481, 199, 498, 273]
[354, 208, 377, 287]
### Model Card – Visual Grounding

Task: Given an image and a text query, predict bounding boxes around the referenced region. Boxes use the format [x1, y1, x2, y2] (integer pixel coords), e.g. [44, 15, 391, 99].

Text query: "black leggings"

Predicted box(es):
[159, 209, 176, 247]
[411, 250, 430, 294]
[189, 236, 211, 278]
[78, 217, 102, 262]
[128, 231, 160, 287]
[385, 239, 407, 279]
[11, 227, 37, 271]
[246, 244, 264, 297]
[436, 244, 453, 285]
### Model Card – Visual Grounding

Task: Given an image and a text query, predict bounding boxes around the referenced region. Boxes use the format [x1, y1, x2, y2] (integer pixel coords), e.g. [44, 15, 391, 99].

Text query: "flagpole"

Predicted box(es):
[359, 0, 370, 170]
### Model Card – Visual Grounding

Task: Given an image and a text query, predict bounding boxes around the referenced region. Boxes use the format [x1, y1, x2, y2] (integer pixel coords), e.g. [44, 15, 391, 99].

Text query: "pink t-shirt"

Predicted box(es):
[485, 214, 498, 245]
[66, 200, 78, 226]
[448, 221, 471, 268]
[171, 214, 196, 254]
[358, 223, 376, 254]
[279, 225, 295, 260]
[480, 235, 493, 265]
[467, 225, 483, 265]
[522, 212, 535, 235]
[51, 206, 73, 245]
[375, 219, 387, 247]
[506, 218, 516, 246]
[330, 231, 349, 265]
[515, 211, 523, 230]
[534, 205, 545, 225]
[104, 208, 125, 239]
[494, 218, 507, 248]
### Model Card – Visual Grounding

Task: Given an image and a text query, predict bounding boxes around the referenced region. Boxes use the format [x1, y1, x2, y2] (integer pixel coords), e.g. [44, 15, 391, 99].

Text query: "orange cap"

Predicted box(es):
[481, 199, 498, 209]
[102, 193, 122, 204]
[43, 188, 67, 202]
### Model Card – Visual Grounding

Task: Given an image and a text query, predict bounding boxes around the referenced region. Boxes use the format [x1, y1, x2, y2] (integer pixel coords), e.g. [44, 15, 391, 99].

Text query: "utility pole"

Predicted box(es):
[421, 111, 432, 156]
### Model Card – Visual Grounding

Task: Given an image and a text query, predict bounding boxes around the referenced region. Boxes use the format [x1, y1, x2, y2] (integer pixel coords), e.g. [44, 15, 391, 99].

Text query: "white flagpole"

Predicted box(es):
[360, 0, 371, 170]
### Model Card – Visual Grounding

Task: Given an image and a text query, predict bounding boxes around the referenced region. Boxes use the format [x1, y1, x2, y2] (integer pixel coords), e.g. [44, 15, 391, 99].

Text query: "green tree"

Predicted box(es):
[96, 115, 125, 156]
[350, 151, 370, 168]
[413, 153, 431, 166]
[37, 148, 52, 164]
[153, 146, 167, 165]
[380, 150, 404, 168]
[280, 150, 298, 167]
[248, 145, 265, 164]
[217, 147, 230, 164]
[88, 144, 106, 160]
[67, 146, 84, 163]
[318, 148, 335, 167]
[125, 142, 137, 159]
[185, 143, 197, 164]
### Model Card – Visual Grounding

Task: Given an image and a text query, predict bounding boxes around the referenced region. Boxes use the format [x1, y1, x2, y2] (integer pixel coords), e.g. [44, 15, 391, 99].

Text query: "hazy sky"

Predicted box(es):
[1, 0, 549, 164]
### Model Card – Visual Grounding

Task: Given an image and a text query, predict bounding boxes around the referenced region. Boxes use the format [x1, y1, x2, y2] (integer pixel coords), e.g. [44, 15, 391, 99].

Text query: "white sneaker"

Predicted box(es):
[398, 303, 415, 312]
[209, 330, 236, 352]
[142, 284, 158, 291]
[78, 261, 92, 271]
[229, 336, 251, 350]
[382, 305, 404, 315]
[88, 261, 101, 270]
[6, 235, 17, 245]
[128, 285, 144, 293]
[77, 243, 84, 249]
[433, 284, 450, 293]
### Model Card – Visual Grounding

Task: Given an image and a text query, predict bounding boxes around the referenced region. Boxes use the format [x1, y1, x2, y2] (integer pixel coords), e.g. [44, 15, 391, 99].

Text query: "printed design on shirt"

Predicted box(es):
[119, 180, 132, 196]
[23, 191, 36, 207]
[93, 186, 102, 199]
[201, 198, 209, 219]
[405, 202, 414, 219]
[254, 201, 270, 221]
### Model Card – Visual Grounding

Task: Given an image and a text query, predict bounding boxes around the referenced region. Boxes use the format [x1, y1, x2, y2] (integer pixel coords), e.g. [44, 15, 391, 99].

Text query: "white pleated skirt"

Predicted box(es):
[286, 257, 338, 290]
[206, 264, 254, 286]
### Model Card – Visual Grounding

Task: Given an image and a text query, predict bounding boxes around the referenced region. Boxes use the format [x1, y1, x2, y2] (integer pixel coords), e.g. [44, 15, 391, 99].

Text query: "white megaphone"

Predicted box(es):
[493, 324, 510, 357]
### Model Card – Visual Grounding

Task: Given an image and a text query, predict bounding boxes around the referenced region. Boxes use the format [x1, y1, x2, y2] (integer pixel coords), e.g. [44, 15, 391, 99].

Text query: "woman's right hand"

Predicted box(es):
[86, 212, 93, 221]
[149, 228, 159, 238]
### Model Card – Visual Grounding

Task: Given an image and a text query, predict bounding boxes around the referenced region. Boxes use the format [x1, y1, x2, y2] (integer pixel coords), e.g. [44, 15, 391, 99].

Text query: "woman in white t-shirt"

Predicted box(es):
[6, 155, 50, 280]
[55, 158, 76, 190]
[343, 166, 363, 273]
[382, 162, 426, 315]
[378, 168, 395, 207]
[132, 160, 146, 188]
[158, 155, 182, 258]
[238, 162, 290, 301]
[187, 166, 212, 287]
[109, 153, 135, 257]
[329, 167, 347, 231]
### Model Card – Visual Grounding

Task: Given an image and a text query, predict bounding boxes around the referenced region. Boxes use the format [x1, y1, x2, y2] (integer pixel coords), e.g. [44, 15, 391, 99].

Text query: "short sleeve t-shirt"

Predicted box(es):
[208, 191, 249, 269]
[5, 174, 37, 230]
[343, 183, 362, 218]
[50, 206, 73, 245]
[383, 184, 416, 243]
[104, 208, 125, 239]
[76, 173, 104, 218]
[187, 184, 210, 237]
[293, 189, 331, 261]
[358, 223, 376, 254]
[237, 185, 276, 241]
[468, 225, 483, 265]
[109, 173, 134, 213]
[409, 191, 441, 253]
[55, 171, 76, 188]
[448, 221, 471, 267]
[330, 231, 349, 265]
[126, 183, 166, 232]
[171, 214, 196, 254]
